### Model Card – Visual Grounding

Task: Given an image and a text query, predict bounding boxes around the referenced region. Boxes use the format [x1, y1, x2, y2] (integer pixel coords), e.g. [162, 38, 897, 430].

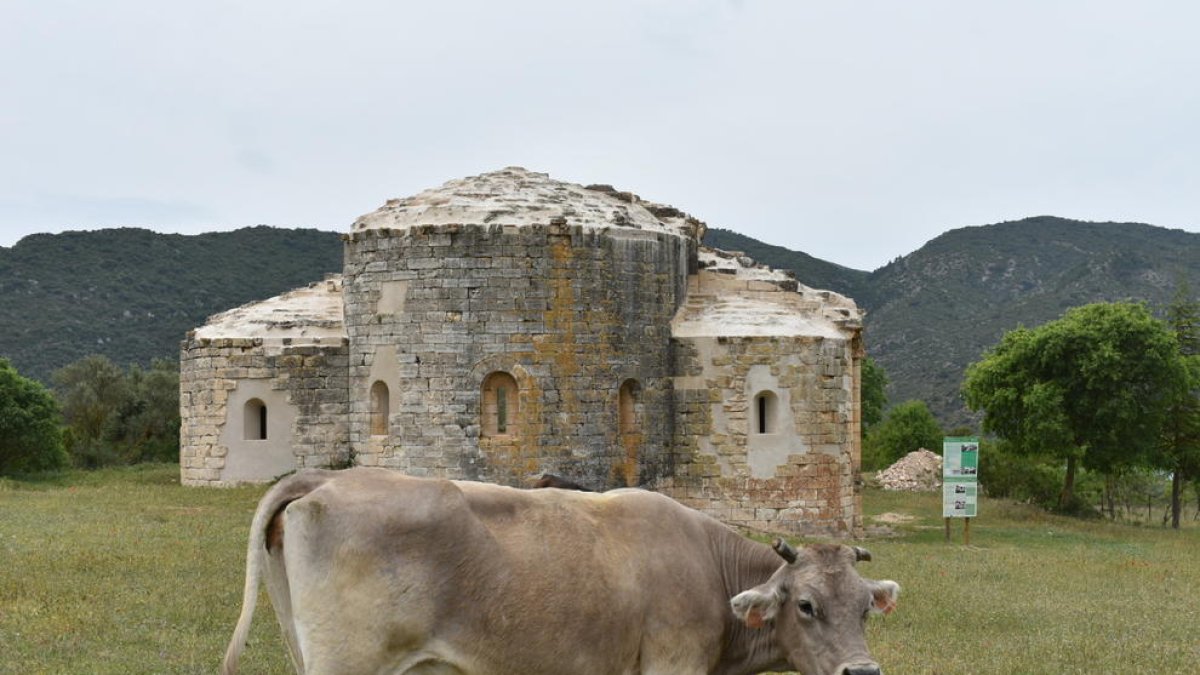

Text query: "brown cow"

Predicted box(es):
[224, 467, 899, 675]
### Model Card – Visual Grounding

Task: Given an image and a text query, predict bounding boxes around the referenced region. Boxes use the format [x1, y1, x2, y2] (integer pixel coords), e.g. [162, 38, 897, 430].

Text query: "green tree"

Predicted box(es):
[1161, 282, 1200, 529]
[0, 358, 67, 474]
[107, 359, 181, 463]
[52, 355, 180, 467]
[53, 355, 131, 467]
[861, 356, 888, 431]
[862, 399, 943, 470]
[963, 302, 1186, 510]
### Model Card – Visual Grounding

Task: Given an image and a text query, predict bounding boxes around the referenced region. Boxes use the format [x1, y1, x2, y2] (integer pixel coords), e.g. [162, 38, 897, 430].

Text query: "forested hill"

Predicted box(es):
[0, 227, 343, 382]
[866, 217, 1200, 425]
[706, 216, 1200, 427]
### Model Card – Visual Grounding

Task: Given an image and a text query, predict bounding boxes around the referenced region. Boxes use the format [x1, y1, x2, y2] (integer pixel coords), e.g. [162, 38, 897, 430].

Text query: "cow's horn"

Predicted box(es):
[771, 538, 799, 564]
[852, 546, 872, 562]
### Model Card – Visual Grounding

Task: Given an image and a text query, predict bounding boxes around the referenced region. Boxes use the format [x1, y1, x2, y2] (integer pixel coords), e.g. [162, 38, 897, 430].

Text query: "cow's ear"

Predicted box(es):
[730, 585, 783, 629]
[869, 580, 900, 615]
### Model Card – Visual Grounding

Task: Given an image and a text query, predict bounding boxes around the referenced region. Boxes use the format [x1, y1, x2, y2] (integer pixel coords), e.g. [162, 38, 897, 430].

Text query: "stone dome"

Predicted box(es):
[351, 167, 699, 238]
[192, 276, 344, 349]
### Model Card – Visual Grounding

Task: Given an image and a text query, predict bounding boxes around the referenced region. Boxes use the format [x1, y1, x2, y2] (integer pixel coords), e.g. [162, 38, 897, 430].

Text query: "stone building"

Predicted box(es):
[180, 168, 866, 536]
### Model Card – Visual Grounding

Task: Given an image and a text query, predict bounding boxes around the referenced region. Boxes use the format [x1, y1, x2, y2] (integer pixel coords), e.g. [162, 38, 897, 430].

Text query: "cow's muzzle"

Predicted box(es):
[840, 662, 882, 675]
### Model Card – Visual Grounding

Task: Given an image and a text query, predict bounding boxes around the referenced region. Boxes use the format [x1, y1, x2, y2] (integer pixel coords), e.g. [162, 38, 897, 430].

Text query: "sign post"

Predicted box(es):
[942, 436, 979, 544]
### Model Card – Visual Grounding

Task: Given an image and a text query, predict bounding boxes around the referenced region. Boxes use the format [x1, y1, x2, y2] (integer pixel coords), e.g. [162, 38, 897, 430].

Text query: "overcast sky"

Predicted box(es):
[2, 1, 1198, 271]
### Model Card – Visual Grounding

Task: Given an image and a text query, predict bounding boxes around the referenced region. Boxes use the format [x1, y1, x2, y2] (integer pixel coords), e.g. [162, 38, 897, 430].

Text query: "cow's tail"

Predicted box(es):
[222, 470, 337, 675]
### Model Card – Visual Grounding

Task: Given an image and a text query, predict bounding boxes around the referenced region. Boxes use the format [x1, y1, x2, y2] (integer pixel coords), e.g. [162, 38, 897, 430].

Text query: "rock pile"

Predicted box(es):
[877, 449, 943, 492]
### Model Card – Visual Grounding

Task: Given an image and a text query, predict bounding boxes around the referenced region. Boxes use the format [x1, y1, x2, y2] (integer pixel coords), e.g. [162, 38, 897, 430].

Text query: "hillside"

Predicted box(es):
[4, 219, 1197, 430]
[0, 227, 343, 382]
[702, 228, 871, 300]
[865, 217, 1200, 426]
[708, 217, 1200, 427]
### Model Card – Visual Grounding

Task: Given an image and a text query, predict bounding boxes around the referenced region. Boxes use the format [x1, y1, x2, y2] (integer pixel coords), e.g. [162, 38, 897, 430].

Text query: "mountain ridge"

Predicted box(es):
[0, 226, 344, 382]
[2, 218, 1195, 429]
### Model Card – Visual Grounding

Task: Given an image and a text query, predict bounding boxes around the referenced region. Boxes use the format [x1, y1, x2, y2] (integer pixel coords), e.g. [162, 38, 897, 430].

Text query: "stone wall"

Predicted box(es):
[665, 331, 863, 536]
[341, 222, 693, 489]
[179, 336, 350, 486]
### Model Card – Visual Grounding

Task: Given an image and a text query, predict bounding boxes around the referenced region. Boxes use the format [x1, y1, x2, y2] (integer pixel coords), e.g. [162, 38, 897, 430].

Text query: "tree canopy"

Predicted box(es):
[53, 355, 180, 467]
[862, 399, 943, 470]
[861, 356, 888, 431]
[963, 302, 1187, 508]
[1160, 282, 1200, 528]
[0, 358, 66, 474]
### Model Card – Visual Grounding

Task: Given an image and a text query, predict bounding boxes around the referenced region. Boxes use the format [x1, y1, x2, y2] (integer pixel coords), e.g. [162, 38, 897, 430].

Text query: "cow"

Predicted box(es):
[223, 467, 900, 675]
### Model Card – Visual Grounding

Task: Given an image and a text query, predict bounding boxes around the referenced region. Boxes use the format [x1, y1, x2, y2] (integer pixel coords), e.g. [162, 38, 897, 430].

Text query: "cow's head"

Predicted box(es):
[730, 540, 899, 675]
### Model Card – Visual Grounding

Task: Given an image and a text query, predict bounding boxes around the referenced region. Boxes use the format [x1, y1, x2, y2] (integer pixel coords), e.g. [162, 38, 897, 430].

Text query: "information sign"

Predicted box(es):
[942, 436, 979, 519]
[942, 437, 979, 478]
[942, 481, 978, 518]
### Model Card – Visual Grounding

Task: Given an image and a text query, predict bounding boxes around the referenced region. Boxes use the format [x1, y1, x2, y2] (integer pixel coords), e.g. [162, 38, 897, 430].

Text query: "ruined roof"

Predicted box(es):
[671, 248, 862, 339]
[351, 167, 703, 238]
[193, 276, 345, 348]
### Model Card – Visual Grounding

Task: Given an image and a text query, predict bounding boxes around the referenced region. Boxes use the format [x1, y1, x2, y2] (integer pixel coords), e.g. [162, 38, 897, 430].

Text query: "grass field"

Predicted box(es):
[1, 464, 1197, 674]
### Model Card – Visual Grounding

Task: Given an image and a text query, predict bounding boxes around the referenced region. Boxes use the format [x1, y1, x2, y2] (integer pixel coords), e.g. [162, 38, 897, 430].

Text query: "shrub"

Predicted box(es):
[0, 358, 67, 475]
[861, 400, 943, 471]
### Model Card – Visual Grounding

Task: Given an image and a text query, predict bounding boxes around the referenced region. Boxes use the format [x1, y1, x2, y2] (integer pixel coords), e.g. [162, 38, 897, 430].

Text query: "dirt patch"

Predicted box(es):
[872, 512, 916, 524]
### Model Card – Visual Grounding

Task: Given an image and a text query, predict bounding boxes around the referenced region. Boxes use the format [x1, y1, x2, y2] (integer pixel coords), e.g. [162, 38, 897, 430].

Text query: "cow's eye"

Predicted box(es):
[798, 600, 816, 618]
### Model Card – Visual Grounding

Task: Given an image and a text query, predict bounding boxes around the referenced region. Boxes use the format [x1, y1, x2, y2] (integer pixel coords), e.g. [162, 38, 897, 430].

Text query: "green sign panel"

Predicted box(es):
[943, 436, 979, 518]
[942, 436, 979, 478]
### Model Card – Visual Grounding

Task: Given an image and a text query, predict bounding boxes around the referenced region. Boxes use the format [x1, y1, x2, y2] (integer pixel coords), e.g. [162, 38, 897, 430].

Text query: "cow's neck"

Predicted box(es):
[712, 532, 790, 675]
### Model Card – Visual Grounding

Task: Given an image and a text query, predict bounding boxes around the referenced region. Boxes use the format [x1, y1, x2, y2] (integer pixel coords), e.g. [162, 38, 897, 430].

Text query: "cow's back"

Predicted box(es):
[278, 469, 730, 674]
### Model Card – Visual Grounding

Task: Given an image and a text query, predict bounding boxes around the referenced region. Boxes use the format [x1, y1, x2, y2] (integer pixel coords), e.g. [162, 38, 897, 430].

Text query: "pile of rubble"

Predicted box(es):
[876, 449, 943, 492]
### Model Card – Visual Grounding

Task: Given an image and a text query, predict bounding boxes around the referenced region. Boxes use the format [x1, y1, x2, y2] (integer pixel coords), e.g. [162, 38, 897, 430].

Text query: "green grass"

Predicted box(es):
[2, 466, 1198, 673]
[0, 464, 289, 674]
[858, 490, 1200, 674]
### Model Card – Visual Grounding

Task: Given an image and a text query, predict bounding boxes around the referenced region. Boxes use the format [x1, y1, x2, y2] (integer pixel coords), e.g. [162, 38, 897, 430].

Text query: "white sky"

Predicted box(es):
[2, 1, 1198, 271]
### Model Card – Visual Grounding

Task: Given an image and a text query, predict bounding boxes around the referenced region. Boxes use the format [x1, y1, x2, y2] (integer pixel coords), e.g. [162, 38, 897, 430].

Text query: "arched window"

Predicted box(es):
[482, 372, 519, 437]
[753, 391, 779, 435]
[244, 399, 267, 440]
[370, 380, 390, 436]
[618, 379, 641, 435]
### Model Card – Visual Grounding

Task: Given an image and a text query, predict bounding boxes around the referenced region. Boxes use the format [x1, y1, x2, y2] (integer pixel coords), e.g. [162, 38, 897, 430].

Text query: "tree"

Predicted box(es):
[106, 359, 181, 463]
[52, 355, 181, 467]
[0, 358, 67, 474]
[862, 400, 943, 470]
[53, 355, 131, 467]
[1160, 282, 1200, 529]
[963, 302, 1187, 510]
[861, 356, 888, 431]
